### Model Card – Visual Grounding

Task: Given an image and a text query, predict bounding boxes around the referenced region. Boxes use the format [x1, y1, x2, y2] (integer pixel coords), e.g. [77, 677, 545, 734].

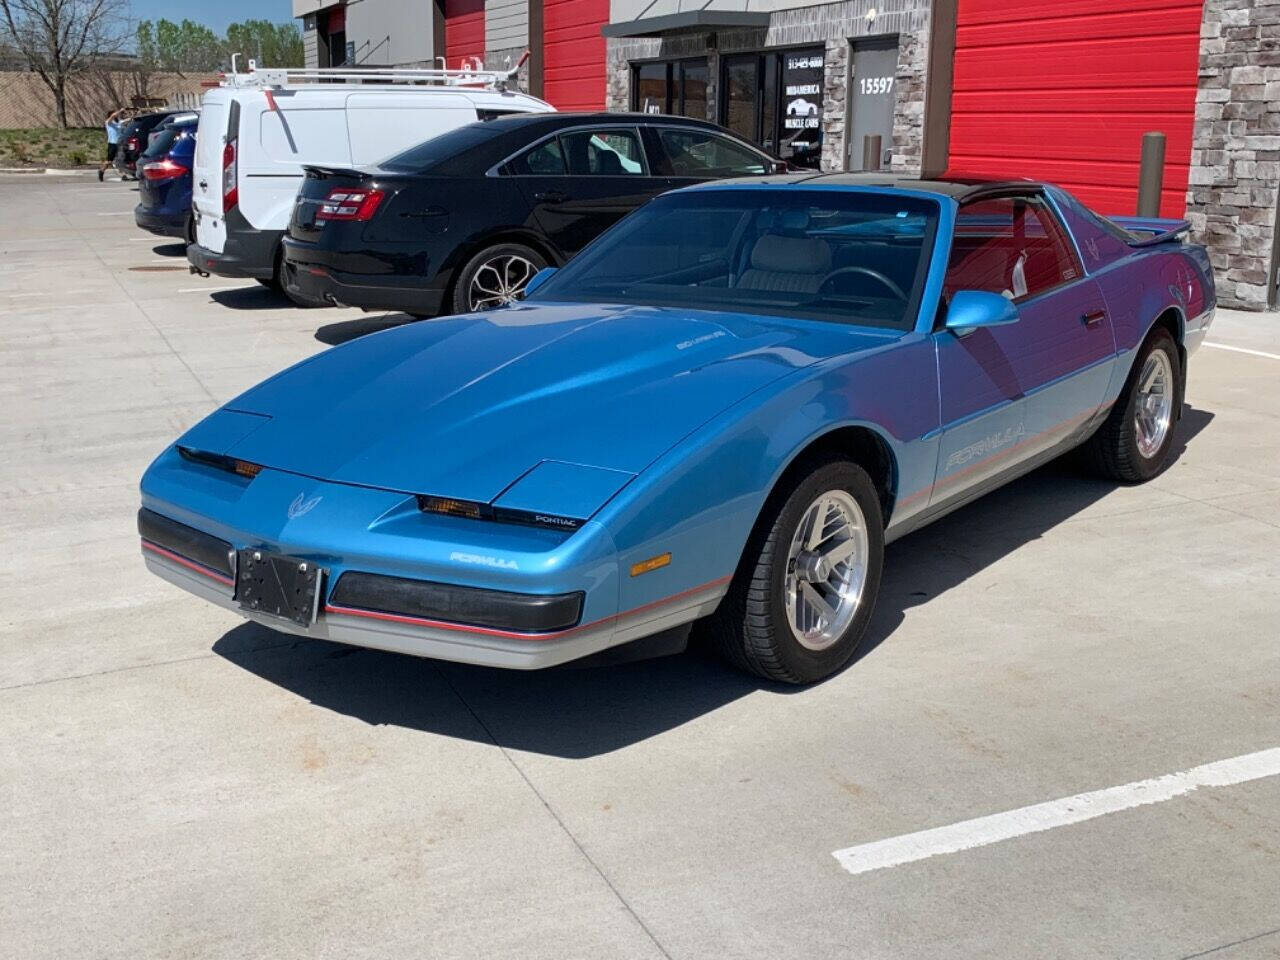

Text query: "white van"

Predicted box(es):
[188, 61, 553, 301]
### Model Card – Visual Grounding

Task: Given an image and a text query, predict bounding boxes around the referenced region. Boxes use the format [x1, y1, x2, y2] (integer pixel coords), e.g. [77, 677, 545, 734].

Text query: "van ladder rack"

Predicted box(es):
[223, 52, 530, 93]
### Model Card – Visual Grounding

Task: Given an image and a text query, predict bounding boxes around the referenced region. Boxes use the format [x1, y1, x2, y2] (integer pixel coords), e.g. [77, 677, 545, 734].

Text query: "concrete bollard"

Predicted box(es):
[1136, 131, 1166, 218]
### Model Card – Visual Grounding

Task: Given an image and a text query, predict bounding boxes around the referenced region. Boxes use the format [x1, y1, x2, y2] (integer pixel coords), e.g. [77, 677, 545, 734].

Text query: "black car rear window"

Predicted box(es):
[379, 122, 502, 173]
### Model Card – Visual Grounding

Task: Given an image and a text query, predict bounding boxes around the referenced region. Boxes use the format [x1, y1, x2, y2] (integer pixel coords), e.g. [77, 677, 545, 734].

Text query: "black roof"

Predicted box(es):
[679, 170, 1041, 199]
[486, 111, 720, 132]
[813, 173, 1035, 196]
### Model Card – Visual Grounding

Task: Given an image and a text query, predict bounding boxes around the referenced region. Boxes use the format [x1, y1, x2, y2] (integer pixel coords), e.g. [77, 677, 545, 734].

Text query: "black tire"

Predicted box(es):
[708, 460, 885, 684]
[450, 242, 547, 314]
[1086, 328, 1181, 482]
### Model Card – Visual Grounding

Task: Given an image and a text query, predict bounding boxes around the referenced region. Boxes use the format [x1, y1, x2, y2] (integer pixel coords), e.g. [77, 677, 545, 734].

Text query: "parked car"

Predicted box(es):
[114, 110, 191, 180]
[282, 112, 784, 315]
[138, 175, 1215, 684]
[134, 117, 198, 241]
[187, 61, 554, 303]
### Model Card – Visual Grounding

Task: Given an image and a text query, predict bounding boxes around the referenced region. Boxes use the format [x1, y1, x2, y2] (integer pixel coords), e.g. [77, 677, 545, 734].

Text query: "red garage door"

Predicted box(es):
[543, 0, 608, 111]
[445, 0, 485, 68]
[946, 0, 1202, 218]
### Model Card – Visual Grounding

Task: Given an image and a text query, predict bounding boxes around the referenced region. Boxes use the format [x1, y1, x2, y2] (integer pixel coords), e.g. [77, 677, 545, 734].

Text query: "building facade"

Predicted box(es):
[294, 0, 1278, 310]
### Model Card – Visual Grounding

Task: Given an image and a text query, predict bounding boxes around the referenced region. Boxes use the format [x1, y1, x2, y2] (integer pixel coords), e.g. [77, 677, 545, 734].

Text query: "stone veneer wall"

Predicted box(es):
[1187, 0, 1280, 310]
[606, 0, 931, 174]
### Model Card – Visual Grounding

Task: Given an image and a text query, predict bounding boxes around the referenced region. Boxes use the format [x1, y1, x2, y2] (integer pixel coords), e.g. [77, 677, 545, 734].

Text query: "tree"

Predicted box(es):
[0, 0, 130, 127]
[155, 18, 223, 73]
[134, 16, 303, 74]
[225, 20, 302, 69]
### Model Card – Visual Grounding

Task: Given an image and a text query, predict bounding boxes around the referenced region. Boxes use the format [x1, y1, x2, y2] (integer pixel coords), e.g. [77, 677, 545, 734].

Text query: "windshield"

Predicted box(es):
[528, 189, 938, 329]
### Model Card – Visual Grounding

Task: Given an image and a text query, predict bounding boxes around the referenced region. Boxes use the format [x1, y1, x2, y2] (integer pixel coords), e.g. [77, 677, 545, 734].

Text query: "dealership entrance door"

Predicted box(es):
[847, 37, 898, 171]
[720, 47, 825, 170]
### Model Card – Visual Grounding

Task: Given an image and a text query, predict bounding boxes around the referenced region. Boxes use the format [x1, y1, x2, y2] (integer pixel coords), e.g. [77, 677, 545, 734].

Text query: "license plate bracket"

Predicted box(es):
[236, 549, 323, 627]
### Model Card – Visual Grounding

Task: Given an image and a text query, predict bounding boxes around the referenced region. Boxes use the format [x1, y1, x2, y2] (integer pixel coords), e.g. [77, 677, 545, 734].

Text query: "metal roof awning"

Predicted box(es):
[601, 11, 771, 38]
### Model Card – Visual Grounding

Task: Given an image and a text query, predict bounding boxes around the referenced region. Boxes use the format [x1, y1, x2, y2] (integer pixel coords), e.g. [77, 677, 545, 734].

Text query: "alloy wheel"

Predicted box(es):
[1134, 349, 1173, 459]
[468, 254, 537, 310]
[784, 489, 870, 651]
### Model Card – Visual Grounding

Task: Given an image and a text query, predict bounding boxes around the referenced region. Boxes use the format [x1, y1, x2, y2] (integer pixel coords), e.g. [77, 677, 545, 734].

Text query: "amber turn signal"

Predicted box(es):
[629, 552, 672, 577]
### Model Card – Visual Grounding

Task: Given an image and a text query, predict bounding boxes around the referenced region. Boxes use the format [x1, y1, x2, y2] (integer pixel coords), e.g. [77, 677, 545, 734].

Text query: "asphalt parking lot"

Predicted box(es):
[3, 174, 1279, 960]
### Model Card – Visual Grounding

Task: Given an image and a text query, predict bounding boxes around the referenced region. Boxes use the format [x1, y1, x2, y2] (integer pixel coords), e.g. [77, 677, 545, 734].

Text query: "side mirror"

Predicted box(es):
[522, 266, 557, 299]
[945, 290, 1019, 336]
[772, 160, 789, 174]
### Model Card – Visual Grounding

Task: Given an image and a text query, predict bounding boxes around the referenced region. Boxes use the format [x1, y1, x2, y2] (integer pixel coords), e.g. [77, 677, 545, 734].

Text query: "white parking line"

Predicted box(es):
[1204, 342, 1280, 362]
[177, 286, 250, 294]
[832, 747, 1280, 876]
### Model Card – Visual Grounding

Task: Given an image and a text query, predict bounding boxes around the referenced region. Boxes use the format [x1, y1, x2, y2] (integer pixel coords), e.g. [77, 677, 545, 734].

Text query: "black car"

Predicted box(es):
[281, 112, 783, 316]
[114, 110, 194, 179]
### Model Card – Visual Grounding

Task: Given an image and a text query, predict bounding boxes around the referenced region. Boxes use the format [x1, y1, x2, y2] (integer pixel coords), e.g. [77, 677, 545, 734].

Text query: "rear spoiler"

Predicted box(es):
[301, 165, 365, 180]
[1110, 216, 1192, 247]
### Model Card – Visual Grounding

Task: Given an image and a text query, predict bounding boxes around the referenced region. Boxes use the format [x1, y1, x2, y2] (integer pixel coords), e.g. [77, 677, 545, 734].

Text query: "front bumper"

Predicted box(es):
[138, 460, 725, 670]
[134, 204, 187, 239]
[281, 238, 446, 315]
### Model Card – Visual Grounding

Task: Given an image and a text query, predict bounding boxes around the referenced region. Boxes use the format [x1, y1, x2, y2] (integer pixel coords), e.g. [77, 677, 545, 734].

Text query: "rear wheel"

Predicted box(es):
[709, 460, 884, 684]
[1087, 328, 1181, 482]
[451, 243, 546, 314]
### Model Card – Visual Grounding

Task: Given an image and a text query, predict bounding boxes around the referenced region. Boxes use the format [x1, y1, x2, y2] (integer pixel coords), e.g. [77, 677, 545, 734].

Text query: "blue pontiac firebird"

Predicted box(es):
[139, 175, 1215, 684]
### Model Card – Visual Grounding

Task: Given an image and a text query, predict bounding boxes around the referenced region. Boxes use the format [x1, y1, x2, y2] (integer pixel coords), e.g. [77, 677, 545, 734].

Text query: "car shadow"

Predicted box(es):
[212, 405, 1213, 759]
[314, 313, 415, 345]
[209, 286, 291, 310]
[151, 242, 186, 257]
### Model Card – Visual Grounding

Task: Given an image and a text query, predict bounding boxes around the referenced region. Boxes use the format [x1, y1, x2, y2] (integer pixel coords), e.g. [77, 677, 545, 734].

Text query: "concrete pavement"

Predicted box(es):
[2, 175, 1278, 959]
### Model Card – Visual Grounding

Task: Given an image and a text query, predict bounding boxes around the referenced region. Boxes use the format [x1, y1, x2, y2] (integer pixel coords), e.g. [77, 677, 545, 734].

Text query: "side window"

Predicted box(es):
[507, 138, 567, 176]
[560, 129, 645, 176]
[945, 195, 1081, 301]
[658, 129, 770, 177]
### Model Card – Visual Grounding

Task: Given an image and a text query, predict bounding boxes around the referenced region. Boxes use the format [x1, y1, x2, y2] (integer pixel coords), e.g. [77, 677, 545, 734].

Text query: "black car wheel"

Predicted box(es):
[708, 459, 885, 684]
[452, 243, 547, 314]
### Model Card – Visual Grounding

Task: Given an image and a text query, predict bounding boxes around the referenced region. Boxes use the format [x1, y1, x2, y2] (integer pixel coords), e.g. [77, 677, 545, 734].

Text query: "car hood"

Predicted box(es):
[210, 303, 886, 503]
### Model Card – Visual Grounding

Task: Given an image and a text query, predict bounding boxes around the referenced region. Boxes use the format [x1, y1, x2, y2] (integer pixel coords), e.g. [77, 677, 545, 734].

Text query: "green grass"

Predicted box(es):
[0, 128, 104, 168]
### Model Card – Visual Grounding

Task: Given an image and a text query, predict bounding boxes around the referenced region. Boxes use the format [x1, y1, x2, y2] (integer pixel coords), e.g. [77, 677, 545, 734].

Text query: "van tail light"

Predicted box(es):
[222, 139, 238, 213]
[314, 187, 386, 222]
[142, 158, 189, 181]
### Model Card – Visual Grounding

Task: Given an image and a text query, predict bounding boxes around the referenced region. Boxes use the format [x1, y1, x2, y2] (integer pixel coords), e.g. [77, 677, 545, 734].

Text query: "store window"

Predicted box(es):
[719, 47, 824, 169]
[631, 59, 709, 120]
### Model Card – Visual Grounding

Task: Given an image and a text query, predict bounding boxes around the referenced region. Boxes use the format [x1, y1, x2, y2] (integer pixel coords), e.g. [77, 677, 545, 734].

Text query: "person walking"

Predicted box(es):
[99, 108, 127, 182]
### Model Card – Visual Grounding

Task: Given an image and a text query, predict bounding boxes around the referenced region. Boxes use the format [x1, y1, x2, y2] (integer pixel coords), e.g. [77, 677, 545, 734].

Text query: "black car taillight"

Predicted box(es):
[315, 187, 385, 222]
[126, 136, 139, 152]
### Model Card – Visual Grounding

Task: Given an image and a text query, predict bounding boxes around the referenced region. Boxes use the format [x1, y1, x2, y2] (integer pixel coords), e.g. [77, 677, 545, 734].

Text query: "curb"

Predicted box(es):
[0, 167, 99, 175]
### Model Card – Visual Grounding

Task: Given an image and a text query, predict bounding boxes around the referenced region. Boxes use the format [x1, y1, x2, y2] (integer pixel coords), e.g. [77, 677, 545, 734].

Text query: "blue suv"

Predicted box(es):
[134, 117, 197, 242]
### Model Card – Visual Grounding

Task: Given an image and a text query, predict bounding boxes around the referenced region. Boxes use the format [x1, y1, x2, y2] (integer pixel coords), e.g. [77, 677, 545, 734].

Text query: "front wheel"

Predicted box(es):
[451, 243, 546, 314]
[710, 460, 884, 684]
[1087, 329, 1181, 482]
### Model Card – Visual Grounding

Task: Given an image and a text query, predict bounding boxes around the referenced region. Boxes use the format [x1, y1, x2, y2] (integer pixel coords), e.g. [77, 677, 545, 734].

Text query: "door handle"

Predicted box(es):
[1081, 309, 1106, 327]
[401, 206, 448, 218]
[198, 179, 208, 189]
[534, 190, 568, 203]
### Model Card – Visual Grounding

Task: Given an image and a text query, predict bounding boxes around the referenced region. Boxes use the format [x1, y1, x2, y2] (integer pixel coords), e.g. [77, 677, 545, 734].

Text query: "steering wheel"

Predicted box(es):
[818, 266, 908, 301]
